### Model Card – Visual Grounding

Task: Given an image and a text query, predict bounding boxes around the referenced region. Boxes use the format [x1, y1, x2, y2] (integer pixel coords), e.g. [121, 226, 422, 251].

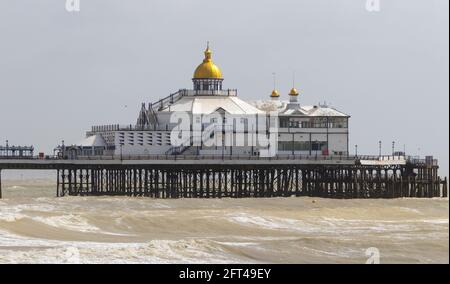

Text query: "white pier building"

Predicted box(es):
[62, 46, 349, 158]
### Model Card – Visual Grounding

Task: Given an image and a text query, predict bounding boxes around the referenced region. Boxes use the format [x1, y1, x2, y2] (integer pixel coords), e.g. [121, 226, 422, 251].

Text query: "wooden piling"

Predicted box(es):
[34, 160, 442, 199]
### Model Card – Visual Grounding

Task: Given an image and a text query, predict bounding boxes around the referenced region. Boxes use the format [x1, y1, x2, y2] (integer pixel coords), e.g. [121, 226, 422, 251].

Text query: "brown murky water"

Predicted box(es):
[0, 178, 448, 264]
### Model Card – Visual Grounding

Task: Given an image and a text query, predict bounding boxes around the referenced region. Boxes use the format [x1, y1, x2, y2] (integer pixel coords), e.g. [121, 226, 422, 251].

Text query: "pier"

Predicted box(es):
[0, 155, 447, 199]
[0, 46, 447, 200]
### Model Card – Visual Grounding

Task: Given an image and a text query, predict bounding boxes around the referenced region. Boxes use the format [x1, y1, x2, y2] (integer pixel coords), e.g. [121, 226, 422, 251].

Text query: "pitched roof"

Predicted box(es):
[301, 105, 349, 117]
[251, 100, 349, 117]
[160, 96, 264, 115]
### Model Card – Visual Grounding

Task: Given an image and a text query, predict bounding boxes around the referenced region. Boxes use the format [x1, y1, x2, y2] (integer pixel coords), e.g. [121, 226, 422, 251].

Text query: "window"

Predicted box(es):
[278, 141, 311, 151]
[279, 117, 290, 128]
[290, 121, 300, 128]
[301, 121, 310, 128]
[329, 118, 348, 128]
[311, 141, 327, 151]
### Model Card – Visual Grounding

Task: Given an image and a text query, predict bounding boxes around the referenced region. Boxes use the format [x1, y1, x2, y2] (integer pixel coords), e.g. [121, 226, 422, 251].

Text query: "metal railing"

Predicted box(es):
[179, 89, 237, 97]
[0, 154, 438, 165]
[75, 154, 373, 161]
[74, 154, 357, 161]
[151, 90, 184, 112]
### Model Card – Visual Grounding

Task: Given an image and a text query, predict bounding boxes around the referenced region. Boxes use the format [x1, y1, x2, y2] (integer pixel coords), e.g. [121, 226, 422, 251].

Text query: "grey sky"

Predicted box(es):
[0, 0, 448, 177]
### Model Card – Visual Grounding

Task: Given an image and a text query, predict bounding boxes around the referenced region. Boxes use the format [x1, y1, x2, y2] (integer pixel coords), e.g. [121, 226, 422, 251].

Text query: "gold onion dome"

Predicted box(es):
[193, 44, 223, 79]
[289, 87, 299, 96]
[270, 90, 280, 97]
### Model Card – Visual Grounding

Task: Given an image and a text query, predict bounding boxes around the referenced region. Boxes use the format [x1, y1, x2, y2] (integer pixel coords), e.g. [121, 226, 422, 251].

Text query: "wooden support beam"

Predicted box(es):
[26, 161, 440, 199]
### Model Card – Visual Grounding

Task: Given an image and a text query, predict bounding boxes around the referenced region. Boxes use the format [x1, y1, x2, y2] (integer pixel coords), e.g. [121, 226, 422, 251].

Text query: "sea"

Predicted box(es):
[0, 171, 448, 264]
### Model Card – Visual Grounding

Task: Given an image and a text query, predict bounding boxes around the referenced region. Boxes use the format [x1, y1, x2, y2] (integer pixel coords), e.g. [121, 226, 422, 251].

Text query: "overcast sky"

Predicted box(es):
[0, 0, 448, 177]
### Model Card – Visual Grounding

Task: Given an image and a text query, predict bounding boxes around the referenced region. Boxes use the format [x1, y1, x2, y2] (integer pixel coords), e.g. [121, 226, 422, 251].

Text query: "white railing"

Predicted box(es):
[1, 154, 438, 166]
[179, 89, 237, 97]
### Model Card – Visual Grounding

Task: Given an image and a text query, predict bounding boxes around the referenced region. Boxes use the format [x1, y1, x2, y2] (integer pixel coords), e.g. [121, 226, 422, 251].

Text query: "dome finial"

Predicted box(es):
[289, 71, 299, 96]
[204, 41, 212, 62]
[271, 89, 280, 98]
[270, 72, 280, 99]
[193, 43, 223, 79]
[289, 87, 299, 96]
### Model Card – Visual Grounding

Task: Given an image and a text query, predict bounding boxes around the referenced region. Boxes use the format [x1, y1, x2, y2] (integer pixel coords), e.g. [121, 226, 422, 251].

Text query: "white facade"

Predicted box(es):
[254, 100, 350, 156]
[76, 91, 349, 158]
[67, 48, 350, 158]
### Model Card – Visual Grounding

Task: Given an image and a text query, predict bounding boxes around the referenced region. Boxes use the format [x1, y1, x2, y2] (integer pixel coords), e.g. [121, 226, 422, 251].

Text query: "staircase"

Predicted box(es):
[136, 90, 186, 128]
[165, 123, 223, 156]
[165, 135, 192, 155]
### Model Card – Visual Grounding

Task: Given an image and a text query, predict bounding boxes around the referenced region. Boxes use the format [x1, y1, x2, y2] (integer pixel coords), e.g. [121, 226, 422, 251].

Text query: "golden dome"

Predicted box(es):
[270, 90, 280, 97]
[289, 88, 299, 96]
[193, 44, 223, 79]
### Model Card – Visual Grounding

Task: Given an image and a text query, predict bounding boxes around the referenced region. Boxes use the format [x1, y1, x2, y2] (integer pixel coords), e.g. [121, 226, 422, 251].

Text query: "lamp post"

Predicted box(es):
[392, 141, 395, 156]
[315, 140, 318, 159]
[5, 140, 8, 157]
[355, 144, 358, 157]
[120, 144, 123, 161]
[222, 123, 225, 160]
[378, 140, 382, 157]
[251, 125, 255, 157]
[292, 133, 295, 156]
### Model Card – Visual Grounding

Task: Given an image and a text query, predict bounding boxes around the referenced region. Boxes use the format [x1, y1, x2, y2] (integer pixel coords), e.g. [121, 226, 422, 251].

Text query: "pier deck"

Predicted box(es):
[0, 155, 447, 199]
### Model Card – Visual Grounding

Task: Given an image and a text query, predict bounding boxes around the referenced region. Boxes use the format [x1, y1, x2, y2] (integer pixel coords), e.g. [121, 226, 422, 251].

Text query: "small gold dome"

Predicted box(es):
[289, 88, 299, 96]
[270, 90, 280, 97]
[193, 44, 223, 79]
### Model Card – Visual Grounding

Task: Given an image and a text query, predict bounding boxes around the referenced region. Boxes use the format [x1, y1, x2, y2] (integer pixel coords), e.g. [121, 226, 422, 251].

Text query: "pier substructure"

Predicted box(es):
[55, 164, 448, 199]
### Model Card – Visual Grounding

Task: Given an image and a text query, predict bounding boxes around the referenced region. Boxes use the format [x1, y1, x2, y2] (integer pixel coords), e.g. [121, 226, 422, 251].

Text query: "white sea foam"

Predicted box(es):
[0, 213, 26, 222]
[226, 213, 301, 231]
[422, 219, 449, 224]
[9, 186, 26, 190]
[30, 215, 101, 233]
[0, 229, 247, 264]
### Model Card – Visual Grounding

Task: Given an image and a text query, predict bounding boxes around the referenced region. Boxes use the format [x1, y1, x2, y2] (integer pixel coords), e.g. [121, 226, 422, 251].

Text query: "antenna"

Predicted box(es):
[272, 72, 277, 90]
[292, 71, 296, 88]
